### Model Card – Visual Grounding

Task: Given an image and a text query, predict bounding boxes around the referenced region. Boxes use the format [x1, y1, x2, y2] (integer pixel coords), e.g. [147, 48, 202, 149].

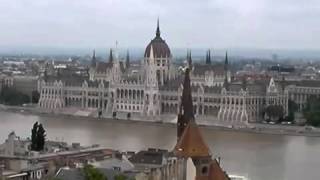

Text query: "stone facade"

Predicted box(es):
[38, 22, 289, 124]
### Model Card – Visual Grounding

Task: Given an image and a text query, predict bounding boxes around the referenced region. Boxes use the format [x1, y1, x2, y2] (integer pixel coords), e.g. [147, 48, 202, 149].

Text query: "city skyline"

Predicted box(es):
[1, 0, 320, 50]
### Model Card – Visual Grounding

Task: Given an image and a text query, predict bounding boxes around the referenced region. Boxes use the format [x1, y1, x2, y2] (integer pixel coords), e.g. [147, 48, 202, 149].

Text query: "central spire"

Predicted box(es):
[156, 18, 161, 37]
[181, 68, 194, 121]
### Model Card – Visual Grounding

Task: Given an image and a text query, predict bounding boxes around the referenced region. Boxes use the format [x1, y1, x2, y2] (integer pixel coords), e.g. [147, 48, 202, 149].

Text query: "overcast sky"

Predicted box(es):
[1, 0, 320, 50]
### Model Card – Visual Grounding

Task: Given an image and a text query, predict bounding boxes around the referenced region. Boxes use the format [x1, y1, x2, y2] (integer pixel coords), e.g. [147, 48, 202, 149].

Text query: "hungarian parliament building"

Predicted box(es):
[38, 21, 289, 125]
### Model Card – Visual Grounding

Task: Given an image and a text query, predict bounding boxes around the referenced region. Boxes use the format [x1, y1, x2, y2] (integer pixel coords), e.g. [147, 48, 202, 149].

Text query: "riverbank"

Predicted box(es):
[1, 104, 320, 137]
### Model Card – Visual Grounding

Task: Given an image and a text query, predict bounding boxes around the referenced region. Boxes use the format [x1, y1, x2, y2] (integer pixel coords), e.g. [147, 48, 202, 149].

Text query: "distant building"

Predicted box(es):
[38, 21, 288, 125]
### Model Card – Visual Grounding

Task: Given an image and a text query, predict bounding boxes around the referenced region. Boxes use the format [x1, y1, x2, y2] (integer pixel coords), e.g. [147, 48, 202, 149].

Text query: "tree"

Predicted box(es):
[114, 174, 128, 180]
[264, 105, 284, 121]
[0, 87, 30, 105]
[304, 96, 320, 127]
[288, 99, 298, 113]
[31, 91, 40, 103]
[83, 165, 107, 180]
[30, 122, 46, 151]
[31, 122, 38, 151]
[37, 124, 46, 151]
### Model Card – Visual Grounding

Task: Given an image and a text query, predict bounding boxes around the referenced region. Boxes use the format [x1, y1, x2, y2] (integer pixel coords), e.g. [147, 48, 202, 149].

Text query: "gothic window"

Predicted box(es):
[201, 166, 208, 175]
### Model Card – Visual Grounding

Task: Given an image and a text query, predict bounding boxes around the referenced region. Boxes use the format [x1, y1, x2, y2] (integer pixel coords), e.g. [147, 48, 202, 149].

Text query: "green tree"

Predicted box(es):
[265, 105, 284, 121]
[0, 87, 30, 105]
[83, 165, 107, 180]
[31, 91, 40, 103]
[114, 174, 128, 180]
[304, 96, 320, 127]
[30, 122, 46, 151]
[31, 122, 38, 151]
[37, 124, 46, 151]
[288, 99, 298, 113]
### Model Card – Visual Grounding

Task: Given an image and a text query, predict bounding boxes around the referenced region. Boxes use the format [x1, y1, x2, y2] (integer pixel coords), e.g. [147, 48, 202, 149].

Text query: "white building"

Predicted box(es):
[38, 21, 288, 124]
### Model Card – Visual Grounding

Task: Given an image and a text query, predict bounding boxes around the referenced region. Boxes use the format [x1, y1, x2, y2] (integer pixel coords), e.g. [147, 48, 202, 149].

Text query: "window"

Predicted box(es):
[202, 166, 208, 175]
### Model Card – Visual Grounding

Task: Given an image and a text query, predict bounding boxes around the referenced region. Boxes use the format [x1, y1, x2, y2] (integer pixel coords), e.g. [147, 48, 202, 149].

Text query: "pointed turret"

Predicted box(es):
[223, 52, 229, 90]
[187, 50, 192, 69]
[224, 51, 228, 71]
[91, 49, 97, 67]
[156, 18, 161, 38]
[126, 50, 130, 69]
[177, 68, 194, 139]
[206, 49, 211, 65]
[108, 48, 113, 64]
[146, 45, 158, 88]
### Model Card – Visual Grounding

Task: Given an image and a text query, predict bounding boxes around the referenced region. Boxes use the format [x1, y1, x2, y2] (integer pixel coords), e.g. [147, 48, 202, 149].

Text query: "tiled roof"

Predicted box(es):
[144, 37, 171, 58]
[45, 75, 88, 86]
[96, 62, 113, 73]
[174, 121, 211, 158]
[192, 64, 225, 76]
[208, 159, 230, 180]
[128, 149, 168, 165]
[56, 168, 137, 180]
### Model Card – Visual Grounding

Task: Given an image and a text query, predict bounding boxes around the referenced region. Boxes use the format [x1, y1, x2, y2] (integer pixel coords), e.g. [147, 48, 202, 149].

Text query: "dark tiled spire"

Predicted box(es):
[126, 50, 130, 69]
[224, 52, 229, 90]
[206, 49, 211, 65]
[224, 51, 228, 71]
[108, 48, 113, 64]
[91, 49, 96, 67]
[177, 68, 194, 139]
[187, 49, 192, 68]
[156, 18, 161, 38]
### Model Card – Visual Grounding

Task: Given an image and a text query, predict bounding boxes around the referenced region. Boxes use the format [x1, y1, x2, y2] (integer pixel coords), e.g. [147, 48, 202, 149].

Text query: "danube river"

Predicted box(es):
[1, 111, 320, 180]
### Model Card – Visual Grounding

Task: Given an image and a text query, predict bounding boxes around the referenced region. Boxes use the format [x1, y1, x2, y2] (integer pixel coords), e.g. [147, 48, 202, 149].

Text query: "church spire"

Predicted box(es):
[91, 49, 96, 67]
[224, 51, 229, 90]
[108, 48, 113, 64]
[206, 49, 211, 65]
[177, 68, 194, 139]
[126, 49, 130, 69]
[187, 49, 192, 68]
[224, 51, 228, 71]
[156, 18, 161, 37]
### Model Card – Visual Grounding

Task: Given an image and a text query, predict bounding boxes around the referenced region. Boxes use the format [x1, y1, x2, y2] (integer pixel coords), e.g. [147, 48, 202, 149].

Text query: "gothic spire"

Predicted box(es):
[224, 51, 229, 90]
[109, 48, 113, 64]
[181, 68, 194, 120]
[126, 49, 130, 69]
[91, 49, 97, 67]
[224, 51, 228, 71]
[206, 49, 211, 65]
[187, 49, 192, 68]
[177, 67, 194, 139]
[156, 18, 161, 38]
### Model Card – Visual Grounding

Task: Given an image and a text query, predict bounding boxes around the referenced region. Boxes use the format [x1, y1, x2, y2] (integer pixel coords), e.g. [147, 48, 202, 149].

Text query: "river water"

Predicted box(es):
[0, 111, 319, 180]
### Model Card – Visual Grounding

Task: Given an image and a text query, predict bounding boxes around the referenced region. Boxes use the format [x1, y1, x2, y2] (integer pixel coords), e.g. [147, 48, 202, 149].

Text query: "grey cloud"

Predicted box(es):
[0, 0, 319, 49]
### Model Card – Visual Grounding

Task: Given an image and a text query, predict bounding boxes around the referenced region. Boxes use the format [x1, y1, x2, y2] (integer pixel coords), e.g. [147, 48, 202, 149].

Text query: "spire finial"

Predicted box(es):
[156, 18, 160, 37]
[224, 51, 228, 70]
[126, 49, 130, 69]
[224, 51, 229, 90]
[91, 49, 97, 67]
[109, 48, 113, 64]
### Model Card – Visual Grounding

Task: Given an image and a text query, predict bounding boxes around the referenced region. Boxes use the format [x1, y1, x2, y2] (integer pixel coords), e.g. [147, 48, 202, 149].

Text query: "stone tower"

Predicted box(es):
[174, 68, 230, 180]
[144, 19, 172, 85]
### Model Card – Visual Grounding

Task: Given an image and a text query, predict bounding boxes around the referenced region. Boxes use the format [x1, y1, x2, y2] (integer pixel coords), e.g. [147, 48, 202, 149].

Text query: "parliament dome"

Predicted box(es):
[144, 20, 171, 58]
